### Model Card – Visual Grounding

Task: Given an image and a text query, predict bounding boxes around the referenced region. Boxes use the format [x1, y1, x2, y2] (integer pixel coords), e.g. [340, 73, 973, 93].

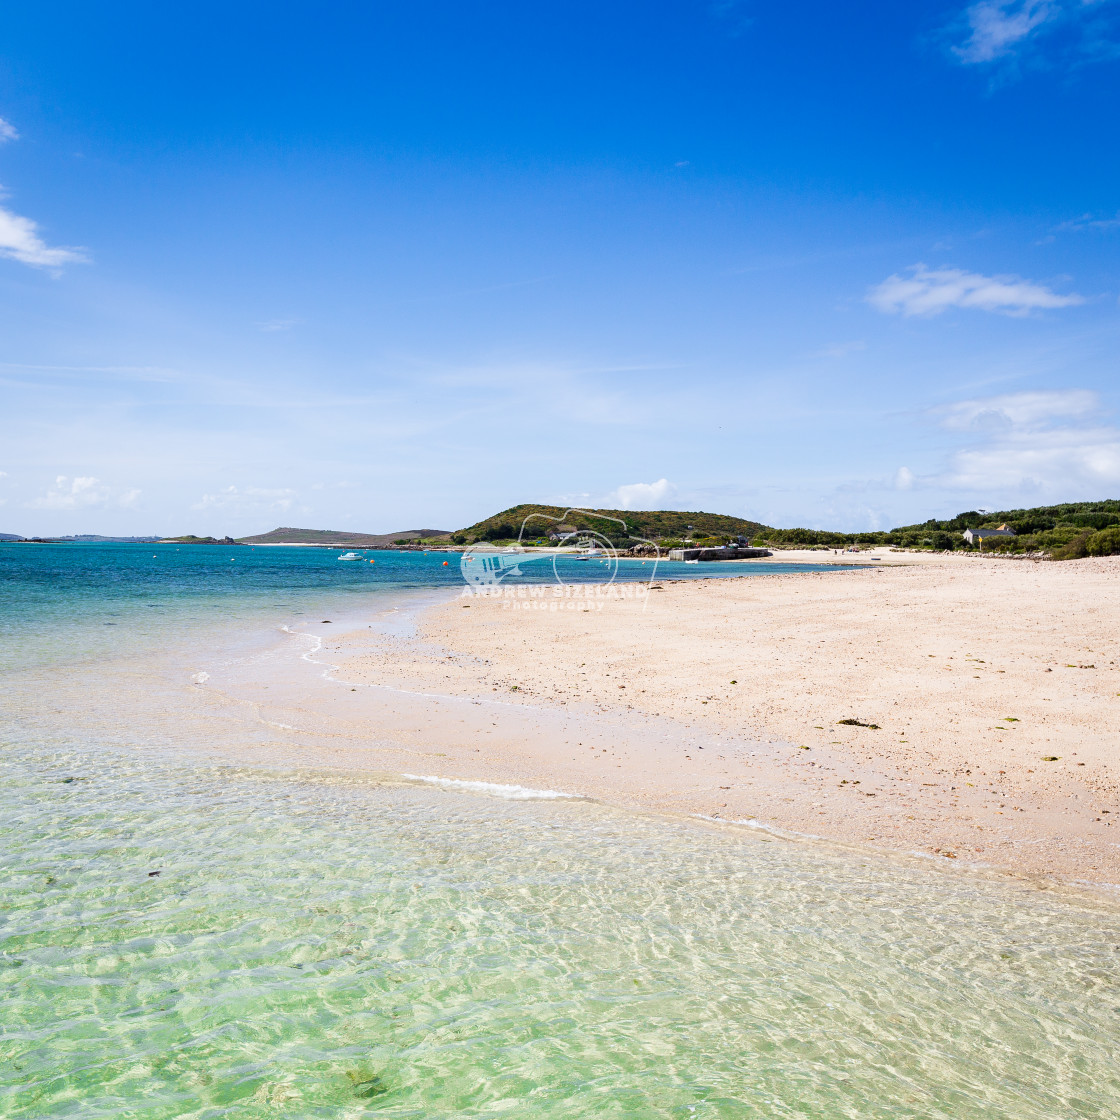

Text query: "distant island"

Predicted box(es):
[236, 527, 452, 547]
[0, 534, 162, 543]
[160, 535, 243, 545]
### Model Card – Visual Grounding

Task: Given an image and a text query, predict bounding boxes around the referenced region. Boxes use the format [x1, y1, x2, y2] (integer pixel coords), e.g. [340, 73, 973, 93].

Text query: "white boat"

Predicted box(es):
[337, 551, 362, 561]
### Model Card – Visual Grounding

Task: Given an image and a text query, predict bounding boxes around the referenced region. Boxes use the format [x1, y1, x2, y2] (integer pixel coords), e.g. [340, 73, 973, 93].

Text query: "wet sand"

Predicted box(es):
[326, 552, 1120, 885]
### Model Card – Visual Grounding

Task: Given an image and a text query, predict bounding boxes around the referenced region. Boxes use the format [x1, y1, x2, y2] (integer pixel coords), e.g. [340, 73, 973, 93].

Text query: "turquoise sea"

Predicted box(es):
[2, 544, 1119, 1118]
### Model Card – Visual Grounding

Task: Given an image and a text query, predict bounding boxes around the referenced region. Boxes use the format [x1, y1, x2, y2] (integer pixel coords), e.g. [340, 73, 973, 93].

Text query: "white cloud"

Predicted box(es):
[192, 485, 296, 513]
[0, 125, 86, 269]
[937, 389, 1098, 431]
[894, 466, 915, 490]
[29, 475, 140, 510]
[933, 389, 1120, 494]
[953, 0, 1057, 63]
[951, 0, 1120, 68]
[255, 318, 302, 332]
[0, 199, 87, 269]
[867, 264, 1082, 317]
[609, 478, 676, 510]
[1055, 211, 1120, 233]
[945, 427, 1120, 490]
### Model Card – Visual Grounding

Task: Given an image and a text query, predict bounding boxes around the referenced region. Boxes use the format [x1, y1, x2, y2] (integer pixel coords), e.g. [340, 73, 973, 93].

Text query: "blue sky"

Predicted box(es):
[2, 0, 1119, 535]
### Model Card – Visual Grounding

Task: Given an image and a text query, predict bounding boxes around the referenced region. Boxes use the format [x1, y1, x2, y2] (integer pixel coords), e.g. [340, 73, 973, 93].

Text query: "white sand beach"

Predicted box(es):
[329, 552, 1120, 885]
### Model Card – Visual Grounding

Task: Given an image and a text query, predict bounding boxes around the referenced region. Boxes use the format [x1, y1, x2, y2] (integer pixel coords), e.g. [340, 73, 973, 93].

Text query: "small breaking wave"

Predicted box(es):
[402, 774, 579, 800]
[693, 814, 819, 841]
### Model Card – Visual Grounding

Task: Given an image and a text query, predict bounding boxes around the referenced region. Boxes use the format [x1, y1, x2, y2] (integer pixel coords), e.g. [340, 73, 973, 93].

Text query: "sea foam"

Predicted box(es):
[402, 773, 578, 800]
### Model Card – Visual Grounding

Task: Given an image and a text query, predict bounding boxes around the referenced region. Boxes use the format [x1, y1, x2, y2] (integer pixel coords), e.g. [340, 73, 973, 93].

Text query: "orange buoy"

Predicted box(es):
[443, 560, 449, 566]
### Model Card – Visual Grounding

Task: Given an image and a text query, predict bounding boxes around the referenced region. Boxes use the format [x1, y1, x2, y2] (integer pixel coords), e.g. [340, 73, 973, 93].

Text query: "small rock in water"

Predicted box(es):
[346, 1071, 387, 1099]
[148, 870, 161, 877]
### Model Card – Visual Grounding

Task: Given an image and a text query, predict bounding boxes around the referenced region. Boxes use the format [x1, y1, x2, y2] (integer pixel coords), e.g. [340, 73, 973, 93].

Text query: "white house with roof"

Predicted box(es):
[962, 525, 1016, 546]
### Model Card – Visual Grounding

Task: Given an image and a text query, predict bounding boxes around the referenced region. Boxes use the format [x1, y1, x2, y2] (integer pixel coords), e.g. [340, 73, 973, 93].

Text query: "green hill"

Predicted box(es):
[236, 527, 451, 546]
[887, 499, 1120, 558]
[453, 505, 768, 546]
[755, 499, 1120, 557]
[891, 499, 1120, 536]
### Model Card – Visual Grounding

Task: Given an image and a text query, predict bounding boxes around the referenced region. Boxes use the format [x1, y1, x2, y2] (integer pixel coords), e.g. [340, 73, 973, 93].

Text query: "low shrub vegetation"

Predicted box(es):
[451, 500, 1120, 559]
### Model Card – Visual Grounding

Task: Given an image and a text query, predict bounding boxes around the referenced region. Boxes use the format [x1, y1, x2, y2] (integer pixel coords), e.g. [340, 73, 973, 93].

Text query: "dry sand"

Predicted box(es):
[333, 551, 1120, 886]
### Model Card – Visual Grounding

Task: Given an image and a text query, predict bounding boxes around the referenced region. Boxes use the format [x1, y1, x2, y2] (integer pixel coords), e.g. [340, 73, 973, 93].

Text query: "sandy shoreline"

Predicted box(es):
[324, 551, 1120, 885]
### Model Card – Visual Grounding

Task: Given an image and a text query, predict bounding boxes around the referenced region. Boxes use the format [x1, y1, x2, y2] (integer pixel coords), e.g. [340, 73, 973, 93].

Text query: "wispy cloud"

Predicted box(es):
[935, 388, 1098, 430]
[255, 318, 303, 332]
[950, 0, 1120, 67]
[191, 485, 297, 513]
[867, 264, 1082, 317]
[0, 194, 87, 270]
[933, 389, 1120, 493]
[1054, 211, 1120, 233]
[29, 476, 140, 510]
[945, 426, 1120, 490]
[608, 478, 677, 510]
[0, 121, 87, 269]
[953, 0, 1058, 63]
[0, 362, 180, 382]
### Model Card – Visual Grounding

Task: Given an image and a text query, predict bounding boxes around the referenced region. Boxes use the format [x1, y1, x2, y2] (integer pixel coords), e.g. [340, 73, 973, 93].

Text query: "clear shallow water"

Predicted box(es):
[4, 544, 1120, 1118]
[4, 747, 1120, 1119]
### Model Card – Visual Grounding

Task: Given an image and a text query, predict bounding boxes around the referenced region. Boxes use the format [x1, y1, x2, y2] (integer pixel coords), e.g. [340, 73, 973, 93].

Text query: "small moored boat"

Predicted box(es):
[338, 551, 362, 561]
